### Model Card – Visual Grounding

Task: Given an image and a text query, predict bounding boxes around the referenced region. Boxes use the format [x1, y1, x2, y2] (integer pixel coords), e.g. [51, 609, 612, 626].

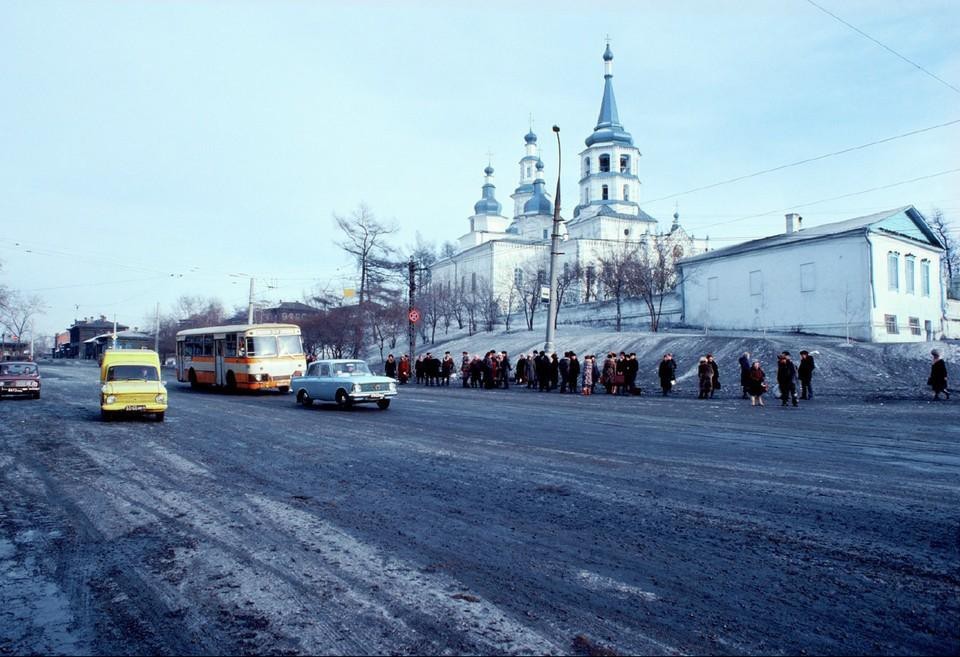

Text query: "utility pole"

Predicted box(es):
[408, 257, 417, 359]
[247, 277, 255, 325]
[154, 302, 160, 353]
[544, 125, 562, 354]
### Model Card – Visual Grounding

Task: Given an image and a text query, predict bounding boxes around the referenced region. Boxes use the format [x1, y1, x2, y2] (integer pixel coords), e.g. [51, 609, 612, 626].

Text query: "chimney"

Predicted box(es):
[785, 213, 801, 235]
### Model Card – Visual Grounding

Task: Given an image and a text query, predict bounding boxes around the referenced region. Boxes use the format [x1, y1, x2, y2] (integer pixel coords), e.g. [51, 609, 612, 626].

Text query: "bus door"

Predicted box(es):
[214, 336, 226, 386]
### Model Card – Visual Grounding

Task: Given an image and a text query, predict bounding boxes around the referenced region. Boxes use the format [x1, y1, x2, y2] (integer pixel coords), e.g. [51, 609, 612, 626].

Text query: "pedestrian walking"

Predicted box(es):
[384, 354, 397, 379]
[929, 349, 950, 400]
[461, 352, 471, 388]
[602, 353, 617, 394]
[559, 352, 571, 393]
[707, 353, 720, 398]
[798, 350, 816, 399]
[582, 355, 594, 395]
[568, 353, 581, 394]
[658, 354, 675, 396]
[748, 360, 767, 407]
[499, 351, 512, 389]
[697, 356, 713, 399]
[398, 355, 410, 385]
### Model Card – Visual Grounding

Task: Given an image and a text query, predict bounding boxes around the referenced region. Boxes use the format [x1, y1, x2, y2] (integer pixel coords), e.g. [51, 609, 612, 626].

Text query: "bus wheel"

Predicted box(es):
[188, 369, 198, 388]
[278, 385, 290, 394]
[335, 389, 352, 409]
[297, 390, 313, 407]
[226, 371, 237, 393]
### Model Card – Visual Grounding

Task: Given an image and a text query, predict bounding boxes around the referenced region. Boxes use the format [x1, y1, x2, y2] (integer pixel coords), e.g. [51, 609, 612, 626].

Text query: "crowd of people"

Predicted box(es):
[380, 347, 951, 403]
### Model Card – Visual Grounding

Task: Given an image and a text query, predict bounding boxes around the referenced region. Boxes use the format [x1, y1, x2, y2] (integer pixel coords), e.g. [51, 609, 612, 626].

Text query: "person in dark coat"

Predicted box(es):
[441, 352, 455, 386]
[568, 353, 581, 394]
[929, 349, 950, 400]
[748, 360, 766, 407]
[461, 352, 472, 388]
[527, 351, 539, 389]
[398, 355, 410, 385]
[384, 354, 397, 379]
[707, 353, 720, 398]
[697, 357, 713, 399]
[658, 354, 674, 396]
[499, 351, 512, 389]
[515, 355, 527, 385]
[469, 356, 483, 388]
[414, 356, 425, 385]
[798, 350, 816, 400]
[625, 353, 639, 395]
[739, 352, 752, 399]
[558, 352, 571, 393]
[776, 352, 799, 407]
[537, 351, 550, 392]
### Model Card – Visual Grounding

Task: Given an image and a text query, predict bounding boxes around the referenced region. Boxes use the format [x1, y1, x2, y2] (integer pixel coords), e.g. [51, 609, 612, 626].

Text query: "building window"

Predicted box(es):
[905, 255, 915, 294]
[620, 155, 630, 173]
[800, 262, 815, 292]
[585, 188, 590, 203]
[599, 154, 610, 172]
[708, 276, 719, 301]
[624, 229, 630, 237]
[583, 157, 590, 176]
[526, 166, 531, 178]
[461, 275, 466, 292]
[888, 252, 899, 291]
[909, 317, 921, 335]
[884, 314, 898, 334]
[514, 268, 523, 287]
[542, 229, 548, 239]
[921, 259, 931, 297]
[471, 272, 477, 292]
[623, 185, 629, 201]
[749, 270, 762, 296]
[602, 185, 609, 200]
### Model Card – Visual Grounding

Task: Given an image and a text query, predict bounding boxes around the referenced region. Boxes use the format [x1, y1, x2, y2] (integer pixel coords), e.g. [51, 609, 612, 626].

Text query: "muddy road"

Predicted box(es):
[1, 361, 958, 655]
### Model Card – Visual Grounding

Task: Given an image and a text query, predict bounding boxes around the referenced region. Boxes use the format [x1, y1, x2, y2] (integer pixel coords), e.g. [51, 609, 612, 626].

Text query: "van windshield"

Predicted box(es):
[106, 365, 159, 381]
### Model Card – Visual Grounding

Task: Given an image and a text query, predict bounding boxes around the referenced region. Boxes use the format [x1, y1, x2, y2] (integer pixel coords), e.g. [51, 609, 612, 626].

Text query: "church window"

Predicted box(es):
[623, 185, 629, 201]
[526, 166, 532, 178]
[921, 259, 931, 296]
[514, 268, 523, 287]
[585, 188, 591, 203]
[471, 272, 477, 293]
[543, 229, 548, 239]
[461, 275, 466, 291]
[601, 185, 609, 200]
[624, 229, 630, 237]
[887, 252, 899, 291]
[599, 154, 610, 172]
[620, 155, 630, 173]
[583, 157, 590, 176]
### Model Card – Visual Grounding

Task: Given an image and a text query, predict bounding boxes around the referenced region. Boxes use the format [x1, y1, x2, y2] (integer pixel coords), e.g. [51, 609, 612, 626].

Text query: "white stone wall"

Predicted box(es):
[867, 232, 944, 342]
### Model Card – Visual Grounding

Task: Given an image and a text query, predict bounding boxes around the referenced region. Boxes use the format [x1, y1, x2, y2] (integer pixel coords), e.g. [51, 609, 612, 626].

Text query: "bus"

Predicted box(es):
[176, 323, 306, 393]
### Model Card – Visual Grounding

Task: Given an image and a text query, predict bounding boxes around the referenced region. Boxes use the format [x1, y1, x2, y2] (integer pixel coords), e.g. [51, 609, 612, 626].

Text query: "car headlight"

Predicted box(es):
[389, 382, 397, 392]
[155, 394, 166, 403]
[352, 383, 361, 393]
[106, 395, 117, 404]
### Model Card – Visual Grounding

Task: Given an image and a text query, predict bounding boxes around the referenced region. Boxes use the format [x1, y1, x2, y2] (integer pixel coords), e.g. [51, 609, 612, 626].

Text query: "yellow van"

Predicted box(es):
[99, 349, 168, 421]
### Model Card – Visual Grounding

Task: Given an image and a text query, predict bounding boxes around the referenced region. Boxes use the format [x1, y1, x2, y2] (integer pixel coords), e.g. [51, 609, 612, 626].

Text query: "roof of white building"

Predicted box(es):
[680, 205, 943, 265]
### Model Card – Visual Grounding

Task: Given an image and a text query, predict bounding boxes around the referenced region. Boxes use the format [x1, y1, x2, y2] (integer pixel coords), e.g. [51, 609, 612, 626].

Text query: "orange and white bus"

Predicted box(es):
[176, 324, 306, 393]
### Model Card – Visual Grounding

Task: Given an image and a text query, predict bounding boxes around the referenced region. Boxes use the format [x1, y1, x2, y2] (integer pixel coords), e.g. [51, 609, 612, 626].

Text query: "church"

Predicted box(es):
[431, 45, 709, 313]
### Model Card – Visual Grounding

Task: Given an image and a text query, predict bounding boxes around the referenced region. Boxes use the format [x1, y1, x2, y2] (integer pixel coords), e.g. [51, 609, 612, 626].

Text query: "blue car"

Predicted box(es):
[292, 359, 397, 410]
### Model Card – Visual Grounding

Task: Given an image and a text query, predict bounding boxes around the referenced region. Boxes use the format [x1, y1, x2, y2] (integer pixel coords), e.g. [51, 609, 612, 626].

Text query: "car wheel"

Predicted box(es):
[297, 390, 313, 407]
[376, 399, 391, 410]
[335, 389, 352, 409]
[154, 411, 165, 422]
[33, 391, 41, 400]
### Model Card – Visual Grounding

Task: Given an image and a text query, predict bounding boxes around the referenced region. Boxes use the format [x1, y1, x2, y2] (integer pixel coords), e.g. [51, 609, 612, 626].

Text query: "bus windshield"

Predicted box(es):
[246, 336, 277, 357]
[277, 335, 303, 356]
[107, 365, 159, 381]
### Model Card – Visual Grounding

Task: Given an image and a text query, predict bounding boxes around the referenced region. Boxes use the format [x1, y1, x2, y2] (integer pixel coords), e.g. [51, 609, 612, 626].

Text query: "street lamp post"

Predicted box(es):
[544, 125, 562, 354]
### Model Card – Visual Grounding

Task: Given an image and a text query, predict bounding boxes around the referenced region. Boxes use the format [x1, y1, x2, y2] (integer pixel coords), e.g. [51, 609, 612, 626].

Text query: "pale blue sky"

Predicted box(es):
[1, 0, 958, 336]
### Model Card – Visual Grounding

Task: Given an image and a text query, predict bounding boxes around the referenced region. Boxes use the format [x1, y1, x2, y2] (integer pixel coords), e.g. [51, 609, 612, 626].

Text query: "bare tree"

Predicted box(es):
[475, 278, 500, 332]
[334, 204, 398, 306]
[929, 207, 958, 290]
[632, 235, 684, 332]
[597, 243, 640, 332]
[553, 261, 584, 329]
[0, 292, 47, 350]
[512, 257, 547, 331]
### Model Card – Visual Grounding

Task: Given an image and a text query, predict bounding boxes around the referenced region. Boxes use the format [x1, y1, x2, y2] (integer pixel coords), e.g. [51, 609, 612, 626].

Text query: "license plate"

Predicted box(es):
[369, 394, 383, 400]
[125, 405, 146, 411]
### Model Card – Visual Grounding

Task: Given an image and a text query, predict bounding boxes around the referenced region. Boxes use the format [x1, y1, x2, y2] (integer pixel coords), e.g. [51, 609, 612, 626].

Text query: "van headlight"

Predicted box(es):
[106, 395, 117, 404]
[155, 394, 166, 403]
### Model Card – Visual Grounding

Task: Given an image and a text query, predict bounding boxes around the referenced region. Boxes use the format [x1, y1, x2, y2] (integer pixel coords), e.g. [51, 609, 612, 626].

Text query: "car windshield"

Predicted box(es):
[106, 365, 159, 381]
[0, 363, 37, 376]
[331, 361, 371, 376]
[277, 335, 303, 356]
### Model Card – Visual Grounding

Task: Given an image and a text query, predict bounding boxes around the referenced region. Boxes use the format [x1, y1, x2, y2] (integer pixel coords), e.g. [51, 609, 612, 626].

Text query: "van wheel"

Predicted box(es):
[376, 399, 390, 410]
[101, 409, 114, 422]
[297, 390, 313, 407]
[154, 412, 165, 422]
[188, 369, 198, 388]
[335, 389, 352, 409]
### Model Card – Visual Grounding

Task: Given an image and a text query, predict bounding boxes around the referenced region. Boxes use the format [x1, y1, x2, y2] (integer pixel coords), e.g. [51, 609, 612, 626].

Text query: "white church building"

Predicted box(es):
[679, 206, 947, 342]
[431, 45, 708, 309]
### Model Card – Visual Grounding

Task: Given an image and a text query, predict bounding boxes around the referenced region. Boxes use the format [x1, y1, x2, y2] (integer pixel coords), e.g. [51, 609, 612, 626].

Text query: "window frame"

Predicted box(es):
[884, 314, 899, 334]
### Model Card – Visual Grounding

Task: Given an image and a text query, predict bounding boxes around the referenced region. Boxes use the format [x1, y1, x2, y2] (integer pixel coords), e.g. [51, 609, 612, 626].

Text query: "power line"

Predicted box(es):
[805, 0, 960, 96]
[694, 167, 960, 231]
[644, 118, 960, 205]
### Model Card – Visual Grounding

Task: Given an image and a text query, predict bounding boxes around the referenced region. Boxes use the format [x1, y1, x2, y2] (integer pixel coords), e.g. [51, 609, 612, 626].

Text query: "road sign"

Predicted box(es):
[408, 309, 421, 323]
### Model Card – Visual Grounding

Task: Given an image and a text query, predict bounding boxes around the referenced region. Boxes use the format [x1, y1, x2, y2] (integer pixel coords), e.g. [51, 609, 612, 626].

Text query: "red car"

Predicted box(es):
[0, 361, 41, 399]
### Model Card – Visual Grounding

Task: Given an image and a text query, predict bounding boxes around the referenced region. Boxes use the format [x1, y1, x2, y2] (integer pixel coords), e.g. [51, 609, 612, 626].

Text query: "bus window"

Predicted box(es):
[246, 336, 277, 357]
[225, 334, 237, 357]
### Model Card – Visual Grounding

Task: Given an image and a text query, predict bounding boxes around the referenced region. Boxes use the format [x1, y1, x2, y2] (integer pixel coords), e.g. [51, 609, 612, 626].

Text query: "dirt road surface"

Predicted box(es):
[1, 361, 957, 655]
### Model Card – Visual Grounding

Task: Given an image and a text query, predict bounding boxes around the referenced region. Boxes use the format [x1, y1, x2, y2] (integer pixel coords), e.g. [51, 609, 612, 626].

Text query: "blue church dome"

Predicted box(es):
[474, 166, 501, 215]
[535, 159, 544, 171]
[523, 179, 553, 215]
[524, 130, 537, 145]
[484, 165, 494, 176]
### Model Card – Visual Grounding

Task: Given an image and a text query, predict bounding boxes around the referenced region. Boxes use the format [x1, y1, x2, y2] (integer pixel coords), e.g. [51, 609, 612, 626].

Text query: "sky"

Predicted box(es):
[1, 0, 958, 338]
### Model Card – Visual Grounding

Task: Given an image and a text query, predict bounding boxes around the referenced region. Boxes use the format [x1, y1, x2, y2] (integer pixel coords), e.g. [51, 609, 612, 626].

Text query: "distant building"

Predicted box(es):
[66, 316, 129, 359]
[679, 207, 946, 342]
[0, 338, 32, 360]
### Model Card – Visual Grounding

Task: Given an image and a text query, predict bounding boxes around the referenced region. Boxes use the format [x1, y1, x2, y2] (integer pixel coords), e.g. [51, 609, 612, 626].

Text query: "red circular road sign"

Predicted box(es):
[408, 309, 421, 323]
